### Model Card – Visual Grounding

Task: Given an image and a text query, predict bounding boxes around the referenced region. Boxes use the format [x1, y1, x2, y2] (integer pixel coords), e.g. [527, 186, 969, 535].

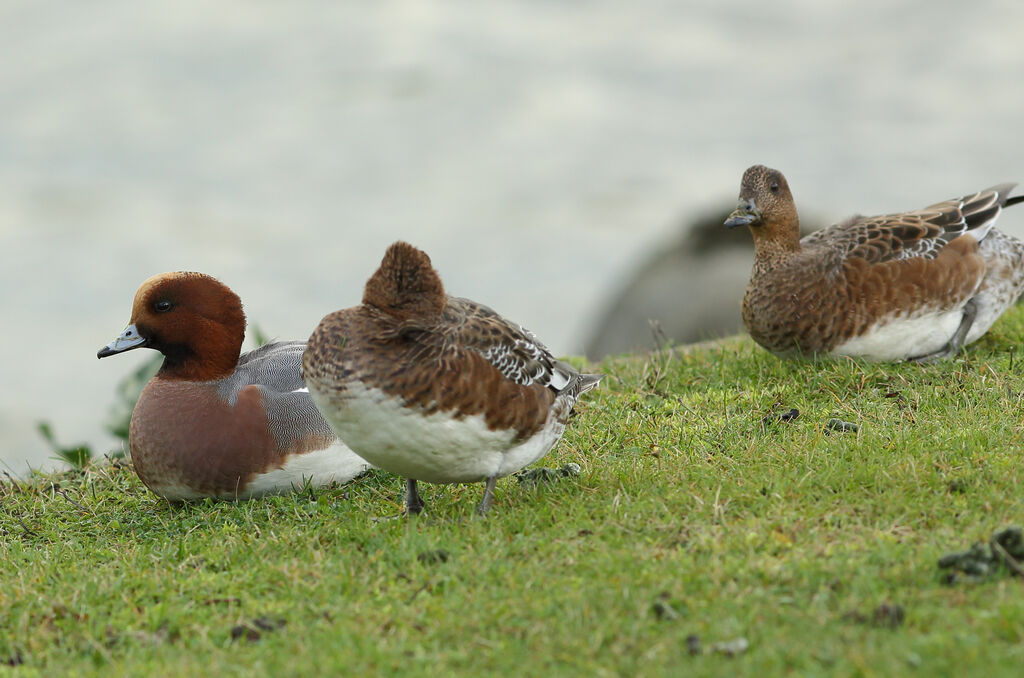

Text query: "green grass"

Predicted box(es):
[4, 308, 1024, 676]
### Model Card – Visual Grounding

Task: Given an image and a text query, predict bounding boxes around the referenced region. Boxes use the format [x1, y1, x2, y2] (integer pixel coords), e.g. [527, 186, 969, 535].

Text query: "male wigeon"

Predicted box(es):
[97, 272, 371, 500]
[302, 242, 602, 515]
[725, 165, 1024, 361]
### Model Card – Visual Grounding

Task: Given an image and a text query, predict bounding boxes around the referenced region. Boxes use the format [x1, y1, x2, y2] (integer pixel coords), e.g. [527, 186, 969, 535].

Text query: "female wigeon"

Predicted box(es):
[725, 165, 1024, 361]
[302, 242, 602, 515]
[97, 272, 371, 500]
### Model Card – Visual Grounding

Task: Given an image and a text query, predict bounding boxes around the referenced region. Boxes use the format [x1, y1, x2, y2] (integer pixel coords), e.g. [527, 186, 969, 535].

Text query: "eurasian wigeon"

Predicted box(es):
[97, 272, 371, 500]
[302, 242, 602, 515]
[725, 165, 1024, 361]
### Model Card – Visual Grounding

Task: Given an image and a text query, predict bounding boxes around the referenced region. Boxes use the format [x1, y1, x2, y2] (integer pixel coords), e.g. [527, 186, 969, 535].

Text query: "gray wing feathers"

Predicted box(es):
[219, 341, 337, 447]
[230, 341, 308, 394]
[259, 389, 337, 448]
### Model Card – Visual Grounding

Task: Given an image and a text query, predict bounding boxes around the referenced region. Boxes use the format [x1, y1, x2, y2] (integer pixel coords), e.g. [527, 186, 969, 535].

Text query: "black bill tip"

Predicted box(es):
[724, 199, 760, 229]
[724, 213, 755, 228]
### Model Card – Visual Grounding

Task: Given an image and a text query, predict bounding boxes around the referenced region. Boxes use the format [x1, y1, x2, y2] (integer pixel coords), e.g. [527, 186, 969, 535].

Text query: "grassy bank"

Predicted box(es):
[3, 308, 1024, 676]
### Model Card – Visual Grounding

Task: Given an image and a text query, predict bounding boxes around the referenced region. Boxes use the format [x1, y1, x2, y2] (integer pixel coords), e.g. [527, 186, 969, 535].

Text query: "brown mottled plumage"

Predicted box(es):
[303, 241, 602, 515]
[725, 165, 1024, 361]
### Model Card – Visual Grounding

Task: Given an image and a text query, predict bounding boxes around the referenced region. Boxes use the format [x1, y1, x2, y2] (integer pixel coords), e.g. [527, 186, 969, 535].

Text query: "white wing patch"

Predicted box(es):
[548, 364, 571, 391]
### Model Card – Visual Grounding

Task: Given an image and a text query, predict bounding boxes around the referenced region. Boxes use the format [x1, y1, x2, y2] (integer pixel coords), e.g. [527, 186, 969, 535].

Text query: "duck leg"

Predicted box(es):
[476, 476, 498, 516]
[911, 299, 978, 363]
[405, 478, 426, 515]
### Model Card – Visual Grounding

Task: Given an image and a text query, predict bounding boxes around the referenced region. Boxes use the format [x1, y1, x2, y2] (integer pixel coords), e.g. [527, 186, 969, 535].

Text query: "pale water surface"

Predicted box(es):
[3, 0, 1023, 472]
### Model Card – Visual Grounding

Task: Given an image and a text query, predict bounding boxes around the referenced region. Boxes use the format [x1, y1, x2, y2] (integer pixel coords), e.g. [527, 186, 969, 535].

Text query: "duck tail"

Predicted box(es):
[577, 373, 604, 395]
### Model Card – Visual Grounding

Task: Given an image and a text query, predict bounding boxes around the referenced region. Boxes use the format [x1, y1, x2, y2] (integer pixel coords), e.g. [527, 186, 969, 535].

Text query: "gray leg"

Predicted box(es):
[405, 478, 425, 515]
[476, 476, 498, 516]
[948, 299, 979, 353]
[912, 299, 978, 363]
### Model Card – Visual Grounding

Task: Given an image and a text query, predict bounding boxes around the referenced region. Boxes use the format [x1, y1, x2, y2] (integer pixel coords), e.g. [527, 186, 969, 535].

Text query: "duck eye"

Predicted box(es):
[770, 182, 779, 193]
[154, 300, 173, 313]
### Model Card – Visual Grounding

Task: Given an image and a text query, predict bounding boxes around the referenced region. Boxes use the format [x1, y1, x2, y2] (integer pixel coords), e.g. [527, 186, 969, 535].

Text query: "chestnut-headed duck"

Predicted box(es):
[725, 165, 1024, 361]
[302, 242, 602, 515]
[97, 272, 371, 500]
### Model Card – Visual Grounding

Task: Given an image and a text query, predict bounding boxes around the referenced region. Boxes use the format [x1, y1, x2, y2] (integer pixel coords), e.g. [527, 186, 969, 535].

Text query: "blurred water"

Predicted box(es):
[2, 0, 1023, 473]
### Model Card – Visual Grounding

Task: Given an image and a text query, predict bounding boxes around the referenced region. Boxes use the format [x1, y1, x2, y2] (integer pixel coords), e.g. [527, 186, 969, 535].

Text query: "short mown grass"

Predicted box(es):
[3, 307, 1024, 676]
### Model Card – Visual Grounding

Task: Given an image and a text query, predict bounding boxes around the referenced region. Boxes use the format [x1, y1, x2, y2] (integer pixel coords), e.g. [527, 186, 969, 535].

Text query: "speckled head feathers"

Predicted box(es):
[725, 165, 802, 254]
[732, 166, 796, 224]
[740, 164, 791, 202]
[362, 241, 446, 317]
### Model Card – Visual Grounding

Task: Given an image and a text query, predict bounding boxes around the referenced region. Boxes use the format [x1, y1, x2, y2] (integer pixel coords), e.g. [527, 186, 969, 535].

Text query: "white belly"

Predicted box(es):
[831, 309, 963, 361]
[310, 382, 563, 483]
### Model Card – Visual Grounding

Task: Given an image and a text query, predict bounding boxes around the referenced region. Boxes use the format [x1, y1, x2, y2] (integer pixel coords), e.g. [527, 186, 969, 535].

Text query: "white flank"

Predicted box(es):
[243, 439, 372, 498]
[831, 309, 964, 361]
[310, 382, 566, 483]
[833, 228, 1024, 361]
